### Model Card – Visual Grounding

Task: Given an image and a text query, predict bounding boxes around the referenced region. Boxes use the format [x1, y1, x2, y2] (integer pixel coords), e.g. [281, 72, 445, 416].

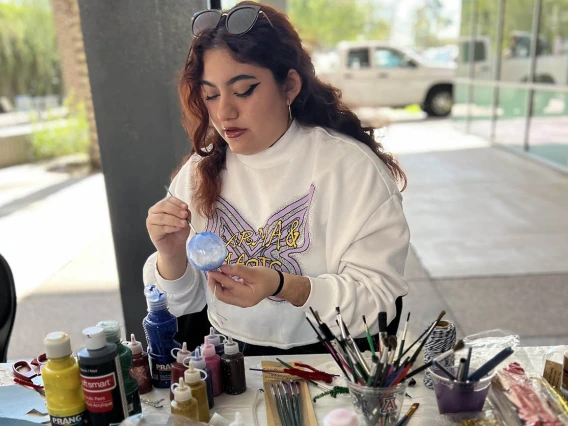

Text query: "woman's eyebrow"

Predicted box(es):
[201, 74, 258, 88]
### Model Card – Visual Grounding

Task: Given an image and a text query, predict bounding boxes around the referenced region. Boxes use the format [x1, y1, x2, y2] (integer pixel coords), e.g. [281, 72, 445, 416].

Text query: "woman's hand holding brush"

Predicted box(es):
[147, 189, 192, 280]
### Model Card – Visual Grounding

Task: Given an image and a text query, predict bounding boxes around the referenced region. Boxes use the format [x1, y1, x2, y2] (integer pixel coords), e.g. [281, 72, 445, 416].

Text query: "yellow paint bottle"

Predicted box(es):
[184, 362, 211, 422]
[42, 332, 88, 425]
[171, 377, 198, 421]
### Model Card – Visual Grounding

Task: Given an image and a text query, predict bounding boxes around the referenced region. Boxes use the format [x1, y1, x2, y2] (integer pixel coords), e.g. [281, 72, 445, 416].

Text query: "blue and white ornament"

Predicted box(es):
[187, 232, 228, 271]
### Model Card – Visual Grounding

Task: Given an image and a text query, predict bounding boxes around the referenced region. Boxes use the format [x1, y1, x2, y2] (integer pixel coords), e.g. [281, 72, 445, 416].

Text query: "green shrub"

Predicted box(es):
[30, 97, 90, 160]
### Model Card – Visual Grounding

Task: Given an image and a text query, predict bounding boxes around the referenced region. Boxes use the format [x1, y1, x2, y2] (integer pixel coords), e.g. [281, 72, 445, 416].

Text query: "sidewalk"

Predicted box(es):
[4, 118, 567, 359]
[382, 120, 568, 346]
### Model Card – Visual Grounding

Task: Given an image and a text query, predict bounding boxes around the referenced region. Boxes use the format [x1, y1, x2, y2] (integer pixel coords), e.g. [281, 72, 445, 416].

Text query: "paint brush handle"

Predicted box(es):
[432, 360, 457, 381]
[164, 185, 197, 234]
[463, 347, 472, 381]
[467, 347, 514, 382]
[404, 360, 433, 380]
[457, 358, 467, 382]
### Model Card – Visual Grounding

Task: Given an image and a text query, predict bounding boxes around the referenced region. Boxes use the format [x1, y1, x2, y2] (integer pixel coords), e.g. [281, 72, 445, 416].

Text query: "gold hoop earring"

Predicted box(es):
[288, 100, 292, 120]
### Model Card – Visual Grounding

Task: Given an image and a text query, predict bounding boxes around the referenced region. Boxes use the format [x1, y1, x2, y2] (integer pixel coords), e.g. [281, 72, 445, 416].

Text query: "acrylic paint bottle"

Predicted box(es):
[169, 342, 191, 401]
[97, 320, 141, 416]
[42, 332, 89, 426]
[185, 347, 214, 408]
[202, 341, 223, 397]
[221, 337, 246, 395]
[184, 362, 211, 422]
[170, 377, 199, 421]
[123, 334, 152, 394]
[77, 326, 128, 426]
[205, 326, 226, 356]
[142, 284, 181, 388]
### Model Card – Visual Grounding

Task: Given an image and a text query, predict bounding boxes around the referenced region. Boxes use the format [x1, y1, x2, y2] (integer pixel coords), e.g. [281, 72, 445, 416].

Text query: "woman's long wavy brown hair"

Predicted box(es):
[178, 1, 406, 218]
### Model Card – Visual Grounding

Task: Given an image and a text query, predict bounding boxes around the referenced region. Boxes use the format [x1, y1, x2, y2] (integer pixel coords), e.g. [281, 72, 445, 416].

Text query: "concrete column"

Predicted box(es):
[78, 0, 208, 345]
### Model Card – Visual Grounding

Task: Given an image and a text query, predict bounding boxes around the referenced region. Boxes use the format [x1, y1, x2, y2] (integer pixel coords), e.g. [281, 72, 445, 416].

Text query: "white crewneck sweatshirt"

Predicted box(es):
[143, 120, 410, 349]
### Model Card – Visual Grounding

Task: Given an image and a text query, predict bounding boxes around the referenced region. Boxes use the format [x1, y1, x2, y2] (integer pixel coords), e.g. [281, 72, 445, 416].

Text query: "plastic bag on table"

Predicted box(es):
[463, 329, 537, 373]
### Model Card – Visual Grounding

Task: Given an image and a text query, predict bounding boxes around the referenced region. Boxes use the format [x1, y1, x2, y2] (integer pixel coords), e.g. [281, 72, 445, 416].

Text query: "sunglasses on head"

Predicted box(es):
[192, 5, 274, 37]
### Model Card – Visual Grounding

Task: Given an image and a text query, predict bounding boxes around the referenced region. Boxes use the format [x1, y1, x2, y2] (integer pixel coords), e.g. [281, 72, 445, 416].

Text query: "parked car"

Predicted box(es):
[314, 41, 456, 116]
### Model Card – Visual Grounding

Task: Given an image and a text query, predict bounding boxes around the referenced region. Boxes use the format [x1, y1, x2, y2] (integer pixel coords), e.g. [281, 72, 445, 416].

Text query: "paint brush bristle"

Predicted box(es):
[388, 335, 398, 351]
[453, 340, 465, 352]
[362, 315, 368, 326]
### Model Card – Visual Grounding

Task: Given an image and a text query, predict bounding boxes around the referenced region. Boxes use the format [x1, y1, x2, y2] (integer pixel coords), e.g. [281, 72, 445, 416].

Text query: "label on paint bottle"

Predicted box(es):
[127, 390, 142, 415]
[80, 356, 128, 423]
[50, 412, 89, 426]
[148, 355, 173, 387]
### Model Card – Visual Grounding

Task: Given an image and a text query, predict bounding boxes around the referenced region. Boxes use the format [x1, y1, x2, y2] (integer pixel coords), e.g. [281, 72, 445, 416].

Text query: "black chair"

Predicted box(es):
[0, 253, 17, 362]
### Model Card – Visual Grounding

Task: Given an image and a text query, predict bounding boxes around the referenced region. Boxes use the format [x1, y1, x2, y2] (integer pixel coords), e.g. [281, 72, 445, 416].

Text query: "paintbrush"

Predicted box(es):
[463, 346, 472, 381]
[394, 402, 420, 426]
[394, 403, 419, 426]
[396, 311, 446, 365]
[467, 347, 514, 382]
[386, 311, 447, 388]
[270, 383, 287, 425]
[397, 313, 410, 361]
[362, 315, 376, 355]
[335, 307, 348, 340]
[404, 340, 465, 380]
[432, 360, 457, 381]
[407, 311, 446, 366]
[377, 312, 388, 354]
[164, 186, 197, 234]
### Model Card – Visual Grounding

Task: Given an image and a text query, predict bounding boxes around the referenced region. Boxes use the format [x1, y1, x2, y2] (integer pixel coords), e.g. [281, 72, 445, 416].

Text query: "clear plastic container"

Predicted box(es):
[346, 381, 408, 426]
[429, 365, 496, 414]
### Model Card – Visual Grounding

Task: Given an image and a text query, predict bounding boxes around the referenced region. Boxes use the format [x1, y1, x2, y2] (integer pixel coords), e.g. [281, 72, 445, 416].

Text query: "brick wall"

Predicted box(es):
[49, 0, 100, 169]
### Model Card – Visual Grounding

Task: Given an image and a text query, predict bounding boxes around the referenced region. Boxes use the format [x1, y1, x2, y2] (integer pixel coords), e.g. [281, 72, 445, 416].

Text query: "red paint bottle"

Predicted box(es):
[124, 334, 152, 395]
[170, 342, 191, 401]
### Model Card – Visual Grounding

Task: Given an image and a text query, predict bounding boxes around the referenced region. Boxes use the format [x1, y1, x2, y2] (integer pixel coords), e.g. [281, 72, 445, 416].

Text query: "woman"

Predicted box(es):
[143, 2, 410, 355]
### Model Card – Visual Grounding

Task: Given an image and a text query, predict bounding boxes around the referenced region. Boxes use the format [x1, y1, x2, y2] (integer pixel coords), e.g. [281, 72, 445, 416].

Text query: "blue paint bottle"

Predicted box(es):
[142, 285, 181, 388]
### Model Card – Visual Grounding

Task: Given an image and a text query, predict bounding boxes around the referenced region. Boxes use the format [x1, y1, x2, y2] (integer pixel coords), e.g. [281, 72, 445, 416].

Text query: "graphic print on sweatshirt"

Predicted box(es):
[206, 185, 315, 278]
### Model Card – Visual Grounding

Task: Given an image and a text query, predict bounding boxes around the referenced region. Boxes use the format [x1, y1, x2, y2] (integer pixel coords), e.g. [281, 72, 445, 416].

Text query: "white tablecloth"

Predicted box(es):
[138, 346, 553, 425]
[0, 346, 556, 425]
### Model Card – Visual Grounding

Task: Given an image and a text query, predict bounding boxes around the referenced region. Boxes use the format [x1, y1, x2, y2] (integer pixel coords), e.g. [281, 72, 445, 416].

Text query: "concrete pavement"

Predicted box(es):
[3, 118, 567, 360]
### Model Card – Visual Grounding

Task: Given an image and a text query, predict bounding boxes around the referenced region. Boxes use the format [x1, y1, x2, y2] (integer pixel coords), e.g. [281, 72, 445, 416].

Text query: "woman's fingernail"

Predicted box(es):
[179, 220, 186, 226]
[181, 204, 187, 209]
[180, 210, 187, 216]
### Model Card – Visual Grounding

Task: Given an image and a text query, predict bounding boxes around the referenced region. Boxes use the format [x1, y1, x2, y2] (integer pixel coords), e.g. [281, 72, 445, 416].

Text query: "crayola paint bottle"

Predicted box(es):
[97, 320, 141, 415]
[42, 332, 89, 426]
[78, 326, 128, 426]
[142, 284, 181, 388]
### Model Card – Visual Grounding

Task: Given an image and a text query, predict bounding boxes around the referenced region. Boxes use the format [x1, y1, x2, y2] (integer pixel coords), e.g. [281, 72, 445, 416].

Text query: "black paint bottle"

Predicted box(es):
[78, 326, 129, 426]
[220, 337, 246, 395]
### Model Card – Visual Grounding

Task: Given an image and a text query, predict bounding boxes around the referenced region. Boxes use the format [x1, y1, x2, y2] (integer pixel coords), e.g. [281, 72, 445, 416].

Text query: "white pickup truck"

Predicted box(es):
[314, 41, 456, 116]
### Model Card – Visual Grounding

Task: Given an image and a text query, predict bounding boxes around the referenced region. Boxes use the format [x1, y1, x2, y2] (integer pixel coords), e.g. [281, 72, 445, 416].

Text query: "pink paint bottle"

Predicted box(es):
[202, 341, 222, 397]
[169, 342, 191, 401]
